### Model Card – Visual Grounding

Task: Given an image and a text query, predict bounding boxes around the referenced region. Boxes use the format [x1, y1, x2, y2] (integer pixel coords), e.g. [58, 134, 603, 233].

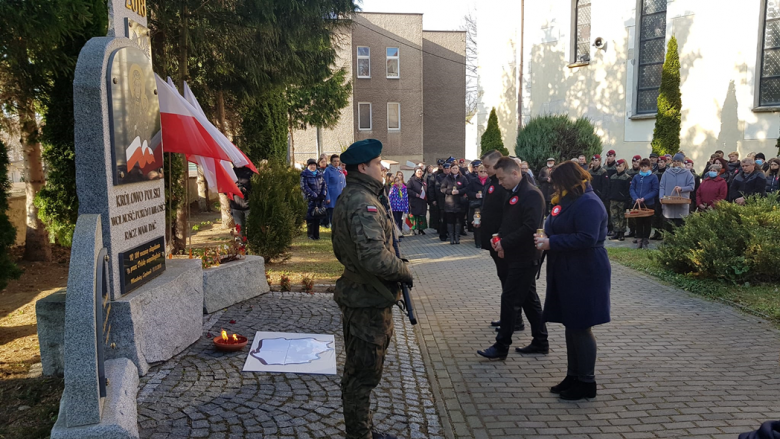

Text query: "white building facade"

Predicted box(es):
[475, 0, 780, 164]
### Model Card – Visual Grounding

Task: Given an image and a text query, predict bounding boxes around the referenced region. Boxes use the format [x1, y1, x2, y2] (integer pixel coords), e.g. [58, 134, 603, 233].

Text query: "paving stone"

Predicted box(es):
[138, 291, 442, 438]
[402, 231, 780, 438]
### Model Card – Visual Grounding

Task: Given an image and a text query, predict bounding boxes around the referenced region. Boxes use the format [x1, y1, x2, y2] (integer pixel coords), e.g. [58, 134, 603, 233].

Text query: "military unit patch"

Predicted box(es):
[366, 206, 377, 212]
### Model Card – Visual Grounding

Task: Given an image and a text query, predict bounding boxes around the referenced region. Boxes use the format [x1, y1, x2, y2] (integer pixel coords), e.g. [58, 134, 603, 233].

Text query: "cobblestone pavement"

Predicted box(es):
[137, 292, 443, 439]
[401, 230, 780, 439]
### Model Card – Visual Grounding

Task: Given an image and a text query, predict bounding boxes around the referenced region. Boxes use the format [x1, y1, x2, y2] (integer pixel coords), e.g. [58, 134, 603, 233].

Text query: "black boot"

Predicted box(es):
[515, 342, 549, 354]
[559, 380, 597, 400]
[454, 222, 461, 244]
[448, 223, 455, 245]
[618, 232, 625, 241]
[550, 375, 578, 394]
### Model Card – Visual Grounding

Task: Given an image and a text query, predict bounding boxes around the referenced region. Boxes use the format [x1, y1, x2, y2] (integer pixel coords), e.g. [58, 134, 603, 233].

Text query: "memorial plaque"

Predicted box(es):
[107, 45, 162, 186]
[118, 236, 165, 295]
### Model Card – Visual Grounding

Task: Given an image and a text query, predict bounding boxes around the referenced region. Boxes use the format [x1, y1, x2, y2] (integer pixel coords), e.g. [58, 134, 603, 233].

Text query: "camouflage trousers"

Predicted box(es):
[340, 306, 393, 439]
[610, 200, 627, 233]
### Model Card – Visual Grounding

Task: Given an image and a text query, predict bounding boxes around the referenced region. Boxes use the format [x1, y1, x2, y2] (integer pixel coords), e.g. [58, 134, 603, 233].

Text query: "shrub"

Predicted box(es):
[650, 35, 681, 156]
[654, 194, 780, 283]
[480, 108, 509, 156]
[245, 161, 307, 261]
[514, 114, 602, 172]
[0, 140, 23, 290]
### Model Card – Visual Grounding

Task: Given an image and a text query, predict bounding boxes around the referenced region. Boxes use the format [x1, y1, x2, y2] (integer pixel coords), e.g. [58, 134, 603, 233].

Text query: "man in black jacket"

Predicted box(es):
[478, 157, 548, 360]
[435, 163, 450, 241]
[477, 151, 525, 333]
[729, 158, 767, 204]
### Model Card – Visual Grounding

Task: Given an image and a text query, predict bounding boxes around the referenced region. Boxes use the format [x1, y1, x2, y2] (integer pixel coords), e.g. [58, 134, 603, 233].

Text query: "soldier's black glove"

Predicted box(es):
[403, 280, 413, 289]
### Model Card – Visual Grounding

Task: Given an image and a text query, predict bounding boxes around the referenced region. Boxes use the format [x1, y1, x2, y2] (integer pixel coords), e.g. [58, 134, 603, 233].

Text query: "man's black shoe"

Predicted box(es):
[372, 431, 398, 439]
[490, 320, 501, 327]
[550, 375, 578, 394]
[477, 345, 508, 360]
[559, 381, 597, 401]
[515, 343, 549, 354]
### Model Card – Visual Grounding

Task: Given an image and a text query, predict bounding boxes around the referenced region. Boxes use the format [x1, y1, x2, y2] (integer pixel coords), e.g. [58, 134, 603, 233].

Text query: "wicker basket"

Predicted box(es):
[625, 201, 655, 218]
[660, 188, 691, 205]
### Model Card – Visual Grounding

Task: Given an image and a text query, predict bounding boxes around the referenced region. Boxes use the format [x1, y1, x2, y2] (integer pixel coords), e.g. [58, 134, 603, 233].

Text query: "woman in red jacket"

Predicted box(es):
[695, 162, 728, 210]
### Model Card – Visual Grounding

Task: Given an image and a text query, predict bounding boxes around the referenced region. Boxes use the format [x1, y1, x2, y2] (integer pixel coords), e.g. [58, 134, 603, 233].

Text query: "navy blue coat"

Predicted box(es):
[629, 172, 659, 208]
[300, 169, 327, 220]
[543, 185, 611, 329]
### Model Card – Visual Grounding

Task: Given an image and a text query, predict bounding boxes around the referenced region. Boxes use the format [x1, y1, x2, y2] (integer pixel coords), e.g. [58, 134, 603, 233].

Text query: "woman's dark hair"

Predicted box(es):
[639, 158, 652, 168]
[712, 157, 729, 174]
[550, 161, 591, 198]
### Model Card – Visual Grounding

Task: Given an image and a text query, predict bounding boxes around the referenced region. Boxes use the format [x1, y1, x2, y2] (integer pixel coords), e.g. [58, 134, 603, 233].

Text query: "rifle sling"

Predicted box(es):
[340, 265, 399, 305]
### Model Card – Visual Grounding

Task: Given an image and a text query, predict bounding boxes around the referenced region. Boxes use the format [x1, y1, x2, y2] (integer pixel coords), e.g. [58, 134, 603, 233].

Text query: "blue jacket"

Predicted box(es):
[630, 172, 660, 207]
[300, 169, 327, 220]
[543, 185, 611, 329]
[323, 165, 346, 209]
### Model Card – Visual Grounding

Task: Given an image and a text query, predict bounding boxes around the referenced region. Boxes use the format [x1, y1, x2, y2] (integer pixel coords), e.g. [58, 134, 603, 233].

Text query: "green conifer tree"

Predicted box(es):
[480, 108, 509, 156]
[0, 140, 23, 290]
[650, 36, 682, 156]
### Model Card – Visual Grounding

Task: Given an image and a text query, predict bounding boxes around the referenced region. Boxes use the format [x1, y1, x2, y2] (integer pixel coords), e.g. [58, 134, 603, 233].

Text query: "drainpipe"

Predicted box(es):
[518, 0, 525, 130]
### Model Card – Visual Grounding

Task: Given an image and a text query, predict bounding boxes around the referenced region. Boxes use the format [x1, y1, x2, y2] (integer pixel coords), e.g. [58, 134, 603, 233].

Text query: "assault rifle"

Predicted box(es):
[393, 237, 417, 326]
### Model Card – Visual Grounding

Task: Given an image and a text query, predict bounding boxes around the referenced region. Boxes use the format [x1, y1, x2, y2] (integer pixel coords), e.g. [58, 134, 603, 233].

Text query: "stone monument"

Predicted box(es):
[51, 1, 204, 437]
[72, 0, 203, 377]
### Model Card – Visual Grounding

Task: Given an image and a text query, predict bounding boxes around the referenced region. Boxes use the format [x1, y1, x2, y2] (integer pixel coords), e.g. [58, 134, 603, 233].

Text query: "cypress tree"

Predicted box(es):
[480, 108, 510, 156]
[0, 140, 23, 290]
[651, 36, 682, 156]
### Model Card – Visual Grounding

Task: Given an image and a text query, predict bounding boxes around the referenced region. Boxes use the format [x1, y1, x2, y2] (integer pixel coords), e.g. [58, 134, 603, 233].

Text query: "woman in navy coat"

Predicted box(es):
[534, 161, 611, 401]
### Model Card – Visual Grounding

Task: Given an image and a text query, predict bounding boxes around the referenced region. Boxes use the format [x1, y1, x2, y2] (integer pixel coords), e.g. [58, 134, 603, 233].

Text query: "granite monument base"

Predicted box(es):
[35, 290, 67, 376]
[51, 358, 139, 439]
[107, 259, 203, 376]
[202, 255, 270, 314]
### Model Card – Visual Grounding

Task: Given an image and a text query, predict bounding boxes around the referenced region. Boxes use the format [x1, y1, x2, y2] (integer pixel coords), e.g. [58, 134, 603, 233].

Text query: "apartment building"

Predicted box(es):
[292, 12, 466, 165]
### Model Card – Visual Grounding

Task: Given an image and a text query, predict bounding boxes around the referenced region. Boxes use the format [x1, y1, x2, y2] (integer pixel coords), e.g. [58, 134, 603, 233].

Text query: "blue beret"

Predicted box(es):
[340, 139, 383, 165]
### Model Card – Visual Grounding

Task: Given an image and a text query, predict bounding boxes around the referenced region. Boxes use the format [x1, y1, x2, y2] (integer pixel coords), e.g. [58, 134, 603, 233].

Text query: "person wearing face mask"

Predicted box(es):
[766, 158, 780, 193]
[538, 158, 556, 214]
[695, 162, 728, 210]
[629, 159, 659, 249]
[658, 153, 695, 232]
[440, 164, 469, 244]
[755, 152, 769, 172]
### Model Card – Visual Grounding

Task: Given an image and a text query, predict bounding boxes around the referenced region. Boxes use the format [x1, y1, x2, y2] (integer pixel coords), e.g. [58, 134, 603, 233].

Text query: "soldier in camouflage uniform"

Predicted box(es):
[607, 159, 633, 241]
[332, 139, 413, 439]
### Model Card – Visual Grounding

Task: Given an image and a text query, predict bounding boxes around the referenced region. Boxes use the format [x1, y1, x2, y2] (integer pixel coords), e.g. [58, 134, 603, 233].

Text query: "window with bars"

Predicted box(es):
[759, 0, 780, 106]
[573, 0, 592, 63]
[357, 47, 370, 78]
[358, 103, 372, 130]
[636, 0, 667, 115]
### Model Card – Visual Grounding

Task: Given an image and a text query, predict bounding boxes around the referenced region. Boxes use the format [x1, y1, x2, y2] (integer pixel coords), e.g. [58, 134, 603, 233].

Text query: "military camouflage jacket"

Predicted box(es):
[332, 172, 413, 309]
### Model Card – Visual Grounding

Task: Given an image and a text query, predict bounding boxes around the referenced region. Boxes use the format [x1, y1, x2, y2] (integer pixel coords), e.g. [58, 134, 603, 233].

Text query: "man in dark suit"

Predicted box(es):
[478, 157, 548, 360]
[477, 150, 525, 334]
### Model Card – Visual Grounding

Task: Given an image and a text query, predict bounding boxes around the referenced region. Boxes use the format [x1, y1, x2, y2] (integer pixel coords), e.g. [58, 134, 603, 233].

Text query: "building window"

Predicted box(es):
[759, 0, 780, 106]
[357, 46, 370, 78]
[636, 0, 667, 115]
[387, 103, 400, 130]
[386, 48, 399, 78]
[573, 0, 592, 63]
[358, 103, 372, 130]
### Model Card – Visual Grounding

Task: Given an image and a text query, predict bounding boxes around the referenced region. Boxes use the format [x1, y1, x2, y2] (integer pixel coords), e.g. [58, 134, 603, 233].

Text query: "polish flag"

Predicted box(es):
[155, 74, 231, 162]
